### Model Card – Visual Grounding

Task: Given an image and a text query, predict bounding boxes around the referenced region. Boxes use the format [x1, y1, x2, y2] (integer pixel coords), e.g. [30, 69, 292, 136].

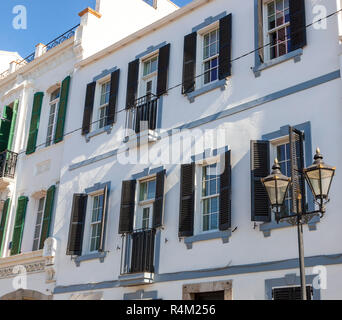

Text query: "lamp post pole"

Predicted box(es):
[262, 146, 335, 301]
[296, 194, 307, 300]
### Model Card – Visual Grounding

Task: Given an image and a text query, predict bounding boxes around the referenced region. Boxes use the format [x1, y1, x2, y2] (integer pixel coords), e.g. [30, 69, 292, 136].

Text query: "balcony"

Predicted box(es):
[0, 151, 18, 190]
[119, 228, 156, 287]
[125, 94, 160, 147]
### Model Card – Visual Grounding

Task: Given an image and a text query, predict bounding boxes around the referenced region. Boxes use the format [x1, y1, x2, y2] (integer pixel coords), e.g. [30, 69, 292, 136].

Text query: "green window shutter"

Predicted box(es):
[54, 76, 71, 144]
[26, 92, 44, 155]
[0, 198, 11, 256]
[39, 185, 56, 249]
[11, 196, 28, 256]
[0, 106, 13, 152]
[7, 99, 19, 151]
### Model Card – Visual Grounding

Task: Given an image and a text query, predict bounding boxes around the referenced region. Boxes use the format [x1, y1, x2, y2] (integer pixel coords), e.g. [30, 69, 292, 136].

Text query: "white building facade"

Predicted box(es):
[0, 0, 341, 300]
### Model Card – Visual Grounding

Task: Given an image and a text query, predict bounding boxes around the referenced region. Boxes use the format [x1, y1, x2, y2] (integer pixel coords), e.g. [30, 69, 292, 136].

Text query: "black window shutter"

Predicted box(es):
[98, 185, 109, 252]
[106, 69, 120, 126]
[182, 32, 197, 94]
[251, 140, 271, 222]
[289, 127, 305, 214]
[156, 44, 171, 96]
[219, 150, 232, 231]
[66, 194, 87, 256]
[82, 82, 96, 135]
[153, 170, 166, 228]
[219, 13, 232, 80]
[118, 180, 136, 234]
[179, 163, 195, 237]
[289, 0, 307, 51]
[126, 59, 140, 109]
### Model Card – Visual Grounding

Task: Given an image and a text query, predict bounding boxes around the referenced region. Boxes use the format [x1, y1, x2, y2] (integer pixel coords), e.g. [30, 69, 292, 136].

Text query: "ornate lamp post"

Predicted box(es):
[261, 148, 335, 300]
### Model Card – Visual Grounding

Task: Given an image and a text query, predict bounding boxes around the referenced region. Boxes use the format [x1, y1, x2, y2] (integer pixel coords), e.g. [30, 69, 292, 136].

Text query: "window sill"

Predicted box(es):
[260, 214, 320, 238]
[253, 49, 303, 78]
[123, 129, 160, 148]
[85, 125, 113, 143]
[186, 79, 228, 103]
[184, 230, 231, 249]
[118, 272, 154, 287]
[74, 251, 107, 267]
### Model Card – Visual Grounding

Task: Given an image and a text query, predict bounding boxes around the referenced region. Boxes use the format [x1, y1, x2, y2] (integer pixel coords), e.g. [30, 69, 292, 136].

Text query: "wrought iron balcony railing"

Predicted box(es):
[125, 94, 159, 135]
[120, 228, 156, 275]
[0, 24, 79, 81]
[0, 150, 18, 179]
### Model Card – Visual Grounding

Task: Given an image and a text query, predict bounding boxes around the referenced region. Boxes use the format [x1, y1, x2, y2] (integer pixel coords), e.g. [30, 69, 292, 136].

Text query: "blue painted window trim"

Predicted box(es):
[253, 0, 303, 77]
[253, 49, 303, 78]
[85, 181, 111, 195]
[131, 166, 164, 180]
[192, 11, 227, 33]
[260, 122, 318, 237]
[74, 252, 107, 267]
[123, 289, 158, 300]
[92, 66, 117, 82]
[74, 181, 111, 267]
[135, 42, 167, 60]
[265, 273, 320, 300]
[191, 146, 229, 163]
[85, 125, 113, 143]
[186, 79, 228, 103]
[184, 231, 232, 250]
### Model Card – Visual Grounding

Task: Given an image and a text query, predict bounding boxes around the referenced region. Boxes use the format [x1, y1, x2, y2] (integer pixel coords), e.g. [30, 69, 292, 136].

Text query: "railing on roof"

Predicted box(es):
[45, 24, 80, 52]
[0, 24, 79, 81]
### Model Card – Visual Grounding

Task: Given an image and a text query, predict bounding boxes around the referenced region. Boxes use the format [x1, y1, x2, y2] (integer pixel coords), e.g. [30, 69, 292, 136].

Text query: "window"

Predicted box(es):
[136, 179, 156, 230]
[98, 81, 110, 129]
[141, 55, 158, 98]
[32, 197, 45, 251]
[272, 139, 301, 216]
[202, 29, 219, 85]
[46, 88, 60, 147]
[201, 163, 220, 232]
[265, 0, 291, 60]
[89, 194, 104, 252]
[272, 286, 313, 300]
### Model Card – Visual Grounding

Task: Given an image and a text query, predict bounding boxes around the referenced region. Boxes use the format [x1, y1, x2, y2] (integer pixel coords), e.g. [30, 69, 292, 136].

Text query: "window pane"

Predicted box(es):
[139, 182, 147, 201]
[211, 197, 219, 213]
[143, 61, 150, 76]
[151, 57, 158, 73]
[203, 46, 209, 60]
[268, 2, 275, 16]
[276, 0, 283, 12]
[147, 180, 156, 199]
[268, 15, 276, 30]
[210, 212, 218, 230]
[203, 199, 210, 214]
[277, 144, 286, 161]
[204, 34, 210, 46]
[203, 214, 209, 231]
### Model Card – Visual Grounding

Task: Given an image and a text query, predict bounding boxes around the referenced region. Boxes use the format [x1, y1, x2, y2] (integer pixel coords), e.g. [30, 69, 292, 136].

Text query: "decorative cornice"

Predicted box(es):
[78, 7, 102, 19]
[0, 251, 46, 279]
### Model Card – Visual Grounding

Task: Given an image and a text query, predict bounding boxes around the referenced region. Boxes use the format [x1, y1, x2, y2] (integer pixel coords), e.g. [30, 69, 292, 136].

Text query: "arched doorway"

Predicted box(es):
[0, 289, 52, 300]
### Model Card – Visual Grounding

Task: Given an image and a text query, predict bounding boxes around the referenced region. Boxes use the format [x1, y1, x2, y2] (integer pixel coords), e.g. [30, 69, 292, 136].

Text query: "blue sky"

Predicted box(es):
[0, 0, 192, 58]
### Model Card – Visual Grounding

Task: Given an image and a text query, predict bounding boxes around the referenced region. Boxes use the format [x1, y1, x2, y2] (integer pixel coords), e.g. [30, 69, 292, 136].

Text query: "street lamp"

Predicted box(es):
[262, 159, 291, 211]
[261, 148, 335, 300]
[304, 148, 336, 214]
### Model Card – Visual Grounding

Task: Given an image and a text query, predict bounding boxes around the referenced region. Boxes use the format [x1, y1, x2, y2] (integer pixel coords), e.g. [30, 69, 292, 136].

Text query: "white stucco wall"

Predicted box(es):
[0, 0, 341, 300]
